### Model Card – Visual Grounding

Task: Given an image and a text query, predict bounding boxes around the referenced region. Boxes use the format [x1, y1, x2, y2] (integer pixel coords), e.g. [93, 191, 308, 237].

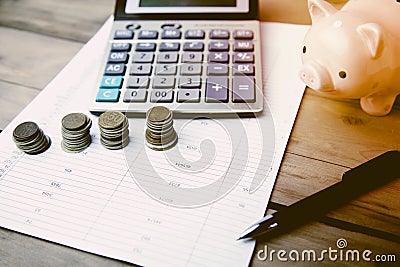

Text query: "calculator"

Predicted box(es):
[89, 0, 264, 116]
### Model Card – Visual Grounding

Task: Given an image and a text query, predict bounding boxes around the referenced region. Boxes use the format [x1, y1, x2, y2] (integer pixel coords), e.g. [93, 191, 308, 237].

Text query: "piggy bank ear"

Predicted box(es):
[308, 0, 337, 23]
[357, 23, 383, 59]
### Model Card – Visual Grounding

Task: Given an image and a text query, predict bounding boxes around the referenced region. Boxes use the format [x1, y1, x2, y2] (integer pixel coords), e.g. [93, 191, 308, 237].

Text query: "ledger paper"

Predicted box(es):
[0, 19, 309, 266]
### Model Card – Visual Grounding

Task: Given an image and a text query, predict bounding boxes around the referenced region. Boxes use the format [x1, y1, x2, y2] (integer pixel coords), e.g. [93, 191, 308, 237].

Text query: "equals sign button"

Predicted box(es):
[239, 84, 249, 90]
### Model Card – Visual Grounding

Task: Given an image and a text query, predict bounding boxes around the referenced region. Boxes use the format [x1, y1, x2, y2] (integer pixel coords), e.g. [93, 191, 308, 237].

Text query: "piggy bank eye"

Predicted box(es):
[302, 46, 307, 54]
[339, 71, 347, 79]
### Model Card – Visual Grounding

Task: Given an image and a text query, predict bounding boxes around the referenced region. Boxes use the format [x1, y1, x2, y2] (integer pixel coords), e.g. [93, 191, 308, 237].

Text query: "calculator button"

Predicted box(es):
[153, 76, 175, 89]
[182, 52, 203, 63]
[179, 76, 202, 89]
[104, 63, 126, 75]
[114, 30, 134, 40]
[100, 76, 123, 88]
[162, 29, 182, 39]
[209, 29, 230, 39]
[208, 52, 229, 63]
[207, 64, 229, 75]
[157, 52, 179, 63]
[155, 64, 177, 75]
[111, 43, 131, 51]
[180, 64, 202, 76]
[185, 29, 205, 39]
[159, 42, 180, 51]
[150, 90, 174, 103]
[233, 52, 254, 63]
[132, 52, 154, 63]
[123, 89, 147, 102]
[136, 42, 157, 52]
[127, 76, 149, 88]
[138, 30, 158, 39]
[232, 76, 255, 103]
[209, 41, 229, 51]
[233, 30, 254, 40]
[233, 64, 254, 76]
[177, 89, 200, 103]
[108, 52, 129, 63]
[233, 41, 254, 52]
[183, 42, 204, 51]
[130, 64, 153, 76]
[96, 89, 120, 102]
[206, 77, 229, 102]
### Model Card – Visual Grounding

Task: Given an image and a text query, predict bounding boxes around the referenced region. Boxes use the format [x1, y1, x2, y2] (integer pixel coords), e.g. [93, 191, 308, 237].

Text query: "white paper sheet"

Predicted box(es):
[0, 19, 309, 266]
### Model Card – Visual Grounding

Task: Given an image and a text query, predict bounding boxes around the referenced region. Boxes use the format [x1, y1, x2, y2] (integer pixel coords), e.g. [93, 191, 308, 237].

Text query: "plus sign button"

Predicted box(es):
[206, 77, 229, 103]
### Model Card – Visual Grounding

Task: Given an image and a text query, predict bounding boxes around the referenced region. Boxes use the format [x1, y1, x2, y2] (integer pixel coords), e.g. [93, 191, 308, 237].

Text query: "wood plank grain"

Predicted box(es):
[0, 0, 113, 42]
[328, 180, 400, 236]
[287, 90, 400, 168]
[0, 26, 83, 90]
[272, 152, 400, 238]
[0, 227, 131, 267]
[259, 0, 349, 24]
[0, 81, 40, 130]
[271, 153, 346, 206]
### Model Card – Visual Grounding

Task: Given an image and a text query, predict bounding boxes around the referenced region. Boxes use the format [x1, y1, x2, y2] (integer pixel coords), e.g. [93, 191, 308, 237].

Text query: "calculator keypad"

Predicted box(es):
[93, 21, 263, 114]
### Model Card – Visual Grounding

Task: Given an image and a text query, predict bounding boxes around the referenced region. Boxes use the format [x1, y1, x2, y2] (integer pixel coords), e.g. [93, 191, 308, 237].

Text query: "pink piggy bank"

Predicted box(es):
[299, 0, 400, 116]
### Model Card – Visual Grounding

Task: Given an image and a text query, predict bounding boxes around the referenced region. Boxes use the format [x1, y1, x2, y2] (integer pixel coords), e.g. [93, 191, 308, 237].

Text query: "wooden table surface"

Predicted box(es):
[0, 0, 399, 266]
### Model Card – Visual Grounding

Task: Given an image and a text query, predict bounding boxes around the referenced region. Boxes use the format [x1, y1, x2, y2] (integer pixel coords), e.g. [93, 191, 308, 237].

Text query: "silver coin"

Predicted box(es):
[16, 128, 43, 148]
[62, 113, 87, 131]
[63, 140, 90, 149]
[145, 106, 178, 151]
[146, 117, 172, 127]
[13, 121, 39, 142]
[100, 136, 129, 150]
[146, 106, 172, 123]
[146, 129, 175, 141]
[61, 114, 92, 153]
[146, 120, 173, 131]
[147, 126, 174, 137]
[99, 123, 129, 137]
[24, 135, 51, 155]
[63, 136, 90, 146]
[62, 135, 91, 153]
[62, 118, 92, 136]
[145, 133, 178, 151]
[98, 112, 130, 150]
[98, 111, 126, 130]
[101, 136, 129, 147]
[15, 126, 50, 155]
[23, 132, 46, 150]
[101, 129, 129, 141]
[13, 121, 51, 155]
[145, 129, 177, 146]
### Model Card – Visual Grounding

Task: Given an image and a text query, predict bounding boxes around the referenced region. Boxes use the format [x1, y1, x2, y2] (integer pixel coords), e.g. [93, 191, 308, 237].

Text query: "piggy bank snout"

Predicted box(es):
[299, 62, 333, 92]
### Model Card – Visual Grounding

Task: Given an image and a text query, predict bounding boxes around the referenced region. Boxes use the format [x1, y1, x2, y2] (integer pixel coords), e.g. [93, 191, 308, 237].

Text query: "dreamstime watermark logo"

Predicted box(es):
[257, 238, 397, 263]
[123, 68, 276, 207]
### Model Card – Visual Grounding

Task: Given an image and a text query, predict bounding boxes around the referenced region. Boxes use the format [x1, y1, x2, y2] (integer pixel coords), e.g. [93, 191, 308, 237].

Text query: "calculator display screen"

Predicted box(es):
[125, 0, 249, 14]
[139, 0, 236, 7]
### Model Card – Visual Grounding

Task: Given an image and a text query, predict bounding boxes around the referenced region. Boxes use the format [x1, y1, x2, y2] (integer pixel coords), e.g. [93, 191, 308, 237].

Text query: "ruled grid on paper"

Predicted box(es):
[0, 120, 271, 267]
[0, 19, 310, 267]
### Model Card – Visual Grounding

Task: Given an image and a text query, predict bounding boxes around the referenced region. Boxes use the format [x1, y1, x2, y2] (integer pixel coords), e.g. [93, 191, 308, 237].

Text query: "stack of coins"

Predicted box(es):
[12, 121, 51, 155]
[61, 113, 92, 153]
[98, 111, 129, 150]
[145, 106, 178, 151]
